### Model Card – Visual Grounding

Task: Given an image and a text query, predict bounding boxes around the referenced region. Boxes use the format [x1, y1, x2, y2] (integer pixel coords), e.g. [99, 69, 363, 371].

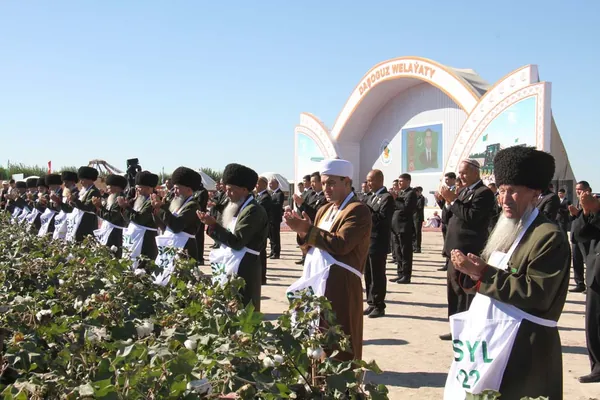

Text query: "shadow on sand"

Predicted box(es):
[364, 370, 447, 388]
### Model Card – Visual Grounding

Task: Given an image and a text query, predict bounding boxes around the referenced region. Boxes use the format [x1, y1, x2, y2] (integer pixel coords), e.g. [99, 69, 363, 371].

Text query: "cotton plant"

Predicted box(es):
[0, 212, 388, 399]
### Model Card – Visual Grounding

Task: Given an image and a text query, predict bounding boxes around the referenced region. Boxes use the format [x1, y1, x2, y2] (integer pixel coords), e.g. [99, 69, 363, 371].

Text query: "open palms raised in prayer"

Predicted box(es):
[284, 209, 312, 237]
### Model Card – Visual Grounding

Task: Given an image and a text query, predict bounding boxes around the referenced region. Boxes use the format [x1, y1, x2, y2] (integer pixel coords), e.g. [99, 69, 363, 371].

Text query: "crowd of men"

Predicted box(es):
[1, 147, 600, 397]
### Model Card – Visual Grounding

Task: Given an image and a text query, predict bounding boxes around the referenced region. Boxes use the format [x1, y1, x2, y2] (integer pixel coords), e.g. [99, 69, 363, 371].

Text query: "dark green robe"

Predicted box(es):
[123, 197, 158, 260]
[96, 194, 127, 258]
[208, 198, 268, 311]
[61, 185, 101, 242]
[154, 197, 201, 260]
[478, 213, 570, 399]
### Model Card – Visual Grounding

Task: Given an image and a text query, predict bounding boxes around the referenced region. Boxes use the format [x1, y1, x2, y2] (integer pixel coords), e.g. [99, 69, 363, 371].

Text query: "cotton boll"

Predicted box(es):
[110, 245, 118, 253]
[187, 379, 212, 395]
[184, 339, 197, 350]
[263, 357, 275, 368]
[273, 354, 284, 365]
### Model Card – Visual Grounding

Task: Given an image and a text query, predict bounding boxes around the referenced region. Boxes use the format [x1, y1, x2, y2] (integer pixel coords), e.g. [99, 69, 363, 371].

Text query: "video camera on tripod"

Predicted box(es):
[126, 158, 142, 198]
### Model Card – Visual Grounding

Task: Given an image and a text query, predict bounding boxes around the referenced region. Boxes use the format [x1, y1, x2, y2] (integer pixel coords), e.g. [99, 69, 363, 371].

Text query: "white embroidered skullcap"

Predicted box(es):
[462, 159, 481, 169]
[320, 159, 353, 179]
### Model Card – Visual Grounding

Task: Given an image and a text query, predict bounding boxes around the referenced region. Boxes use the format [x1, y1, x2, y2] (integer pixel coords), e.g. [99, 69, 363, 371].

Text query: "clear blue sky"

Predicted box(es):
[1, 1, 598, 189]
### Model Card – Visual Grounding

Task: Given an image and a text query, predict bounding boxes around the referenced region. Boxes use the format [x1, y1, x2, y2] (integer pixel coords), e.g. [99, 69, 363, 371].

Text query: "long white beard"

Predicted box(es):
[482, 204, 534, 261]
[106, 193, 117, 208]
[169, 196, 184, 213]
[133, 196, 147, 211]
[222, 201, 240, 229]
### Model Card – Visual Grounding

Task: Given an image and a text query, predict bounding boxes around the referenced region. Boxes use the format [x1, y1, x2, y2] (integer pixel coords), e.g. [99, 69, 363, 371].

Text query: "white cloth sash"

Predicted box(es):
[17, 207, 31, 224]
[286, 192, 361, 300]
[210, 195, 259, 284]
[11, 207, 24, 224]
[52, 210, 69, 240]
[38, 208, 57, 236]
[153, 228, 196, 286]
[444, 208, 557, 399]
[94, 219, 124, 246]
[65, 208, 85, 242]
[122, 221, 157, 268]
[26, 208, 41, 226]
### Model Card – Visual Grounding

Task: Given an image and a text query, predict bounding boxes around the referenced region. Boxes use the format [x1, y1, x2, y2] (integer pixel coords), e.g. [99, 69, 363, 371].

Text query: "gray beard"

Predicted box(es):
[106, 193, 118, 208]
[222, 200, 241, 229]
[482, 204, 534, 262]
[134, 196, 147, 211]
[169, 196, 185, 213]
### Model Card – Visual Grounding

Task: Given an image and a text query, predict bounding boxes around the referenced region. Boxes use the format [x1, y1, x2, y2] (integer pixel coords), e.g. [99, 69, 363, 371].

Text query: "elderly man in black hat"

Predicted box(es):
[91, 174, 128, 257]
[8, 180, 32, 220]
[197, 163, 269, 311]
[118, 171, 160, 265]
[445, 146, 569, 399]
[37, 173, 63, 236]
[25, 176, 50, 231]
[51, 171, 79, 240]
[53, 166, 101, 242]
[152, 166, 202, 262]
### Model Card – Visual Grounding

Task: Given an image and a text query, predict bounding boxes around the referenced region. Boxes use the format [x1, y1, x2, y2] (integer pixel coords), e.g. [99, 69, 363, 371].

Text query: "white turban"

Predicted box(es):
[319, 159, 353, 179]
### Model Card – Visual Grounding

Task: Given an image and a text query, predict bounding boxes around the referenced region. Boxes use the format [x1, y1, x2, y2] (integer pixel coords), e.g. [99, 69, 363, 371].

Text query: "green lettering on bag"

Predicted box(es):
[482, 340, 494, 363]
[466, 340, 480, 362]
[452, 340, 464, 361]
[456, 368, 481, 389]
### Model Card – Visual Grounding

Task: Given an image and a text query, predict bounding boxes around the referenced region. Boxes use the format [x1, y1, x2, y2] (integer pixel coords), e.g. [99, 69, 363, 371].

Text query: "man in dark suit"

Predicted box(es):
[358, 181, 371, 203]
[536, 183, 560, 222]
[569, 181, 593, 293]
[435, 172, 457, 271]
[487, 182, 502, 234]
[418, 129, 438, 169]
[255, 177, 273, 285]
[389, 173, 418, 284]
[574, 191, 600, 383]
[268, 178, 284, 259]
[293, 172, 327, 264]
[438, 159, 495, 340]
[413, 186, 425, 253]
[556, 188, 571, 234]
[364, 169, 395, 317]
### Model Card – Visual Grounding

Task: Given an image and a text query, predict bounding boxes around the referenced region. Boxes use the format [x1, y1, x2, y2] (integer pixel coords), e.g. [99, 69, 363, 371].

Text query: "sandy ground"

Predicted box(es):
[202, 231, 600, 399]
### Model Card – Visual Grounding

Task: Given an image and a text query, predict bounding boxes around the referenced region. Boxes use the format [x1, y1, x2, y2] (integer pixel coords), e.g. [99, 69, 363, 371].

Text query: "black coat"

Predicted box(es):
[414, 195, 425, 223]
[391, 187, 417, 233]
[443, 181, 495, 256]
[578, 212, 600, 287]
[300, 190, 327, 223]
[556, 198, 571, 232]
[365, 187, 395, 254]
[536, 190, 560, 222]
[256, 191, 273, 226]
[97, 195, 127, 257]
[488, 193, 502, 233]
[270, 188, 285, 223]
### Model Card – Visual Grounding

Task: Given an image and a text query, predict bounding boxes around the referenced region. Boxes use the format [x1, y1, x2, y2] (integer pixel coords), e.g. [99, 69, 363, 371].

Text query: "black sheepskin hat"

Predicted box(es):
[171, 167, 203, 192]
[135, 171, 159, 188]
[26, 178, 38, 189]
[15, 181, 27, 189]
[61, 171, 78, 183]
[36, 176, 48, 188]
[222, 163, 258, 192]
[494, 146, 555, 191]
[106, 174, 128, 190]
[78, 166, 99, 181]
[45, 174, 62, 187]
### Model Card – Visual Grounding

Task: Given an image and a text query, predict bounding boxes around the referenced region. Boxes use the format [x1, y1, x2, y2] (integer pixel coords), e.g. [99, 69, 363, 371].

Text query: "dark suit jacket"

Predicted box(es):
[96, 194, 127, 254]
[391, 187, 417, 233]
[419, 150, 438, 169]
[443, 181, 495, 256]
[256, 191, 273, 227]
[63, 185, 101, 241]
[578, 212, 600, 287]
[366, 188, 395, 254]
[195, 187, 209, 212]
[536, 190, 560, 222]
[556, 198, 570, 232]
[301, 190, 327, 223]
[270, 188, 285, 223]
[414, 195, 425, 223]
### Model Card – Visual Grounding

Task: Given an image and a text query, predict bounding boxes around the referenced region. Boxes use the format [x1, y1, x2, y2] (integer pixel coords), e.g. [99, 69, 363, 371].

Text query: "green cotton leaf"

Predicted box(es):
[325, 370, 356, 392]
[93, 378, 117, 398]
[169, 375, 188, 396]
[364, 383, 389, 400]
[168, 348, 198, 376]
[28, 362, 38, 372]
